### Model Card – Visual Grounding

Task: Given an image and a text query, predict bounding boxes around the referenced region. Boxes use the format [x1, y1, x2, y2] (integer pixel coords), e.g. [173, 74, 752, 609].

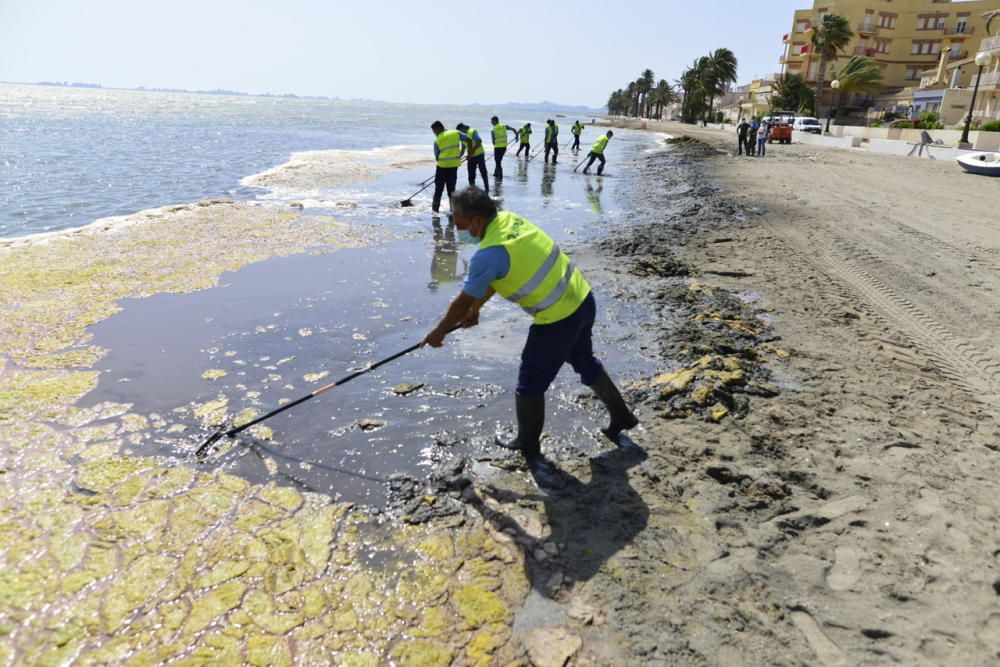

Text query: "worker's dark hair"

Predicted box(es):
[456, 122, 468, 131]
[431, 120, 445, 132]
[490, 115, 499, 124]
[452, 187, 496, 220]
[607, 130, 614, 136]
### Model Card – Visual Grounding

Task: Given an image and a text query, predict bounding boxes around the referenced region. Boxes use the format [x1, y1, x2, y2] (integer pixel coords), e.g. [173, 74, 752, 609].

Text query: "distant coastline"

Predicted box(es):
[3, 80, 605, 114]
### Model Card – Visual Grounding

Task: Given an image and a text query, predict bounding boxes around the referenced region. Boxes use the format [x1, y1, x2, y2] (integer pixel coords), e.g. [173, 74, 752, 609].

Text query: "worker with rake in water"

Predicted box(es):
[423, 187, 638, 469]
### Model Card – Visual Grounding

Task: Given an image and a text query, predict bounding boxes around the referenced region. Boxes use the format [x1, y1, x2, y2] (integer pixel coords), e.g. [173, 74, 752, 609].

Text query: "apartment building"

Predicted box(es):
[780, 0, 1000, 92]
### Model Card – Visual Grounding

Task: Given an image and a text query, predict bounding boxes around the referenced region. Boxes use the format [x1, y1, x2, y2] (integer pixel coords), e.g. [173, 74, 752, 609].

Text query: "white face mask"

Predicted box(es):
[457, 228, 479, 245]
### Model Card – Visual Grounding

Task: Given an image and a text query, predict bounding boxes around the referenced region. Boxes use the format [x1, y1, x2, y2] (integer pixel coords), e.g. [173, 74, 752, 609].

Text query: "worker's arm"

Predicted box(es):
[424, 291, 477, 347]
[465, 288, 495, 326]
[471, 129, 483, 154]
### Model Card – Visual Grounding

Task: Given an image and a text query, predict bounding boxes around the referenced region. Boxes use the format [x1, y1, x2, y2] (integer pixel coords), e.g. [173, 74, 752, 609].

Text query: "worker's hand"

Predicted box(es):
[422, 327, 448, 348]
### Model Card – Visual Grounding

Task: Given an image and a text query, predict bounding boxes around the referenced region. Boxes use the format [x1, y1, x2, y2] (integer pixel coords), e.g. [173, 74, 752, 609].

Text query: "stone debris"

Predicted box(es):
[392, 382, 425, 396]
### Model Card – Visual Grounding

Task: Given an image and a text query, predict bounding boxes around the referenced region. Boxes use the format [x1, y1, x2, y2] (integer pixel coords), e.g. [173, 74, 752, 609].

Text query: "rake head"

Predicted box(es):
[195, 426, 233, 461]
[400, 199, 415, 207]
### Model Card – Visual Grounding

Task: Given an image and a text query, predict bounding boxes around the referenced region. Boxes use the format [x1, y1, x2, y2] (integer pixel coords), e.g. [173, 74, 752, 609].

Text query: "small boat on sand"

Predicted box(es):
[957, 151, 1000, 176]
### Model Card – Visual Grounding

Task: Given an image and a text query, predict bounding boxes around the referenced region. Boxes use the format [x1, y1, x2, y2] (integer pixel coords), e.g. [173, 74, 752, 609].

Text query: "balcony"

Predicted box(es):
[981, 35, 1000, 54]
[943, 26, 974, 38]
[973, 71, 1000, 90]
[854, 46, 877, 57]
[857, 22, 879, 35]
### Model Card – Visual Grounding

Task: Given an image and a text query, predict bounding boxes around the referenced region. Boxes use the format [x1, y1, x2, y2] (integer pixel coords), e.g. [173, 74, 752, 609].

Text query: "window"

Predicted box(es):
[906, 68, 922, 80]
[878, 13, 896, 29]
[911, 41, 941, 55]
[795, 21, 809, 33]
[876, 39, 891, 54]
[956, 20, 968, 34]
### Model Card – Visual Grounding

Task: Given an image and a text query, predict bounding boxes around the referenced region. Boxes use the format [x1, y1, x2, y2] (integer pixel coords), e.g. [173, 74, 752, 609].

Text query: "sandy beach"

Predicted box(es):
[2, 113, 999, 666]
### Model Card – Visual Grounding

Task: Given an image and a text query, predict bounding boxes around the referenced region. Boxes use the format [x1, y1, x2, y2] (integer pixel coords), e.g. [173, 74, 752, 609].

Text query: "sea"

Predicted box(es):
[0, 83, 600, 238]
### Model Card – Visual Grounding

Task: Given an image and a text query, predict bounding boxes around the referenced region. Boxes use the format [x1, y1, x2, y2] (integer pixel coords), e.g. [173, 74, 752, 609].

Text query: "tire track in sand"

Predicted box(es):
[767, 221, 1000, 406]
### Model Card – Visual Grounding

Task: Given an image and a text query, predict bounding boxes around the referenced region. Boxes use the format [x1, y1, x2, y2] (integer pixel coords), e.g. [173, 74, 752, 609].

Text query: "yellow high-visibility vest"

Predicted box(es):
[493, 123, 508, 149]
[435, 130, 463, 168]
[479, 211, 590, 325]
[591, 135, 610, 154]
[466, 127, 485, 157]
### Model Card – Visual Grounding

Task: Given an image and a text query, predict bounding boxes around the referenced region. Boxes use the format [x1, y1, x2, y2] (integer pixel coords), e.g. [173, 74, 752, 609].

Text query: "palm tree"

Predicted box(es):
[649, 79, 676, 119]
[829, 56, 884, 122]
[704, 48, 738, 125]
[626, 81, 638, 118]
[639, 69, 655, 118]
[809, 13, 853, 132]
[773, 73, 814, 115]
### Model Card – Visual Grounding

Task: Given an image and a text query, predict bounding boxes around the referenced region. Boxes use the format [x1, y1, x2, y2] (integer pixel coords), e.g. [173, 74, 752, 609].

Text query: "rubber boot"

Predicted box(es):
[588, 367, 638, 441]
[496, 392, 544, 461]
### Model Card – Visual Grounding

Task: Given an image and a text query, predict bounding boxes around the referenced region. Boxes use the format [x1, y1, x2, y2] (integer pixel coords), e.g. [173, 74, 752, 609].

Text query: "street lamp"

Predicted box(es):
[827, 79, 841, 133]
[961, 51, 992, 147]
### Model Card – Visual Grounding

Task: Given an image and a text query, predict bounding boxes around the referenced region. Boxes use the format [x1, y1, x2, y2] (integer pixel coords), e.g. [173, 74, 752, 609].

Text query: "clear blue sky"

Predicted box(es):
[1, 0, 807, 107]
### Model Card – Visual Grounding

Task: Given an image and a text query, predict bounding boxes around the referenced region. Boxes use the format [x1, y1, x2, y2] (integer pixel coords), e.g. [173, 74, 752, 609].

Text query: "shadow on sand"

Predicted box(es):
[468, 437, 649, 598]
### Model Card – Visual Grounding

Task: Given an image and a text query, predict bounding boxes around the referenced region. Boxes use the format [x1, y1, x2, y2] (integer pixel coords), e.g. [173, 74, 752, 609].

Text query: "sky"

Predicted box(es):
[0, 0, 808, 108]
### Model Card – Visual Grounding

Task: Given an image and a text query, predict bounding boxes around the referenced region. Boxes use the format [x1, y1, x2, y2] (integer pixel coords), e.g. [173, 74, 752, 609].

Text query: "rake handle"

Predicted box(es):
[219, 325, 460, 439]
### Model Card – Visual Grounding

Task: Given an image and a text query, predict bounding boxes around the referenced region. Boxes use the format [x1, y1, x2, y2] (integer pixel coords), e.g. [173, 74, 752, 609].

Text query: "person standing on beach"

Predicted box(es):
[736, 118, 750, 156]
[516, 123, 532, 157]
[747, 118, 760, 157]
[422, 186, 638, 470]
[582, 131, 613, 175]
[571, 121, 583, 150]
[757, 120, 769, 157]
[431, 121, 468, 214]
[457, 123, 489, 193]
[491, 116, 518, 181]
[544, 119, 559, 164]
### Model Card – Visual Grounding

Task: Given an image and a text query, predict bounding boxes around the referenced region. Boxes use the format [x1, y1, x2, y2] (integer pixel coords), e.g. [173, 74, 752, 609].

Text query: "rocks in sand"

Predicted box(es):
[524, 627, 583, 667]
[393, 382, 425, 396]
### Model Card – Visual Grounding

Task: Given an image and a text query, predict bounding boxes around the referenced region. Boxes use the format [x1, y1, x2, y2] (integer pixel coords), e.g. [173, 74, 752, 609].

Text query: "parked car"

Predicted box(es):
[791, 117, 823, 134]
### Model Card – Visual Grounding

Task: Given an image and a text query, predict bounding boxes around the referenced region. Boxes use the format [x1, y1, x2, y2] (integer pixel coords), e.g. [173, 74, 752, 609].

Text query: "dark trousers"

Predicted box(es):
[467, 153, 489, 191]
[544, 140, 558, 163]
[516, 142, 529, 156]
[747, 132, 758, 156]
[493, 147, 506, 179]
[737, 133, 747, 155]
[572, 134, 581, 149]
[583, 152, 606, 174]
[518, 293, 601, 395]
[432, 166, 458, 213]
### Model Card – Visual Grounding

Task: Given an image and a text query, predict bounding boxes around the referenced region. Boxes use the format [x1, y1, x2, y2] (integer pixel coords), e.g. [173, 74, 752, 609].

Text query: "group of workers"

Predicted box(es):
[422, 119, 635, 483]
[430, 118, 614, 214]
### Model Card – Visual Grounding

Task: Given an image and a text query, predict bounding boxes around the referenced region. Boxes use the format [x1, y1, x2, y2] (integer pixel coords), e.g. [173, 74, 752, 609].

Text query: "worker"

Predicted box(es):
[582, 130, 613, 175]
[490, 115, 519, 181]
[456, 123, 489, 193]
[515, 123, 532, 157]
[423, 187, 638, 470]
[571, 120, 583, 150]
[430, 120, 468, 214]
[544, 119, 559, 164]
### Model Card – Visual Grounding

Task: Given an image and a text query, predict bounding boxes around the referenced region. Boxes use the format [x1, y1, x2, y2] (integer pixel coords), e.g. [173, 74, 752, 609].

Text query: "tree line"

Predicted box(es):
[606, 15, 885, 125]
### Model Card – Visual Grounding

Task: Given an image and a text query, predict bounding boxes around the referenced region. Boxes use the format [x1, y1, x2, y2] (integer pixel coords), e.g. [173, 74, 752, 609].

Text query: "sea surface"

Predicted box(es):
[0, 83, 598, 238]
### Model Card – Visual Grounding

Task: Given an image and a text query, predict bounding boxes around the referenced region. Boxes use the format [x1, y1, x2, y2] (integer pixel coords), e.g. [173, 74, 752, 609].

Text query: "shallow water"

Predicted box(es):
[82, 132, 668, 505]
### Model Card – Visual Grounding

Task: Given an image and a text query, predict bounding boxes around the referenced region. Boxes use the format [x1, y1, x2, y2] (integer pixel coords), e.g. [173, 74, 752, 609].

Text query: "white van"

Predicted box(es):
[791, 117, 823, 134]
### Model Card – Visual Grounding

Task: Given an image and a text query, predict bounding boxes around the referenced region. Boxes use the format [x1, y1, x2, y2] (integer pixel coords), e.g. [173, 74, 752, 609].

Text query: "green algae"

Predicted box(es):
[76, 456, 160, 493]
[452, 584, 508, 628]
[389, 639, 455, 667]
[0, 199, 532, 664]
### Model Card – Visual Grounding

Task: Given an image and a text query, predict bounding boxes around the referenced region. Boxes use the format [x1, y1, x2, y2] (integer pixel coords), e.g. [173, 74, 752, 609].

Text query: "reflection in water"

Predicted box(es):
[541, 164, 556, 204]
[429, 217, 463, 293]
[517, 159, 528, 184]
[586, 178, 604, 215]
